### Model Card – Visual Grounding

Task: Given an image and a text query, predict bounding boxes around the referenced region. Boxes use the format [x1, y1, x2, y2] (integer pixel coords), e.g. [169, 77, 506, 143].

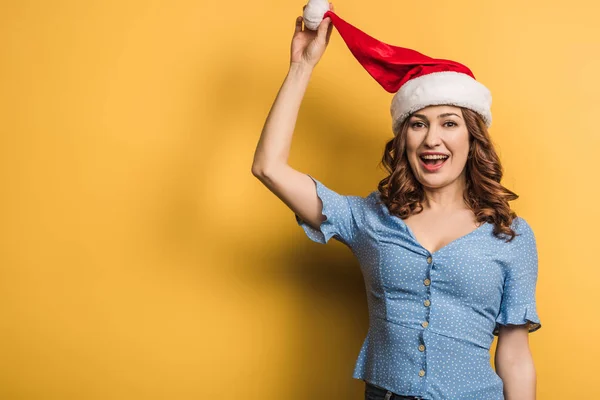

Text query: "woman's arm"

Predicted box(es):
[495, 324, 537, 399]
[252, 4, 334, 230]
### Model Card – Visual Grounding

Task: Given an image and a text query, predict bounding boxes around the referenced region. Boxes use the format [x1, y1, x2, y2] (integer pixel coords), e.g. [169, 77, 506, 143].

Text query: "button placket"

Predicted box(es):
[422, 254, 433, 329]
[418, 253, 433, 381]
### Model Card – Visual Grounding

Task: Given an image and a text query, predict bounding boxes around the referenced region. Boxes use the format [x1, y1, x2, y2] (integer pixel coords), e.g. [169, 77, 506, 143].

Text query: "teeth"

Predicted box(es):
[421, 154, 449, 160]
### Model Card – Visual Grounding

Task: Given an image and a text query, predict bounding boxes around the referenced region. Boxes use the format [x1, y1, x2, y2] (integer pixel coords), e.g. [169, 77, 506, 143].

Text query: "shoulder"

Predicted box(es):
[510, 216, 537, 247]
[344, 190, 383, 217]
[342, 189, 380, 206]
[511, 216, 534, 236]
[337, 190, 390, 235]
[492, 216, 537, 262]
[504, 216, 538, 264]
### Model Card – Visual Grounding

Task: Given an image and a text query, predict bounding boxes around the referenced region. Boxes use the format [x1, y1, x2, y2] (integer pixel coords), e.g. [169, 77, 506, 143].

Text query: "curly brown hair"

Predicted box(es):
[377, 107, 519, 241]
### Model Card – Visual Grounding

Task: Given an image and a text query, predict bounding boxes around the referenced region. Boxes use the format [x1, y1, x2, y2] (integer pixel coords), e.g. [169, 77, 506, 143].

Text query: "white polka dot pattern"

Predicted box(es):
[295, 175, 542, 399]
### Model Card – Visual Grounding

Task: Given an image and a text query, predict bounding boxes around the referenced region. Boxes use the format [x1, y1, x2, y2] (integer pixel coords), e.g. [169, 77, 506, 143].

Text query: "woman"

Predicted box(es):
[252, 4, 542, 399]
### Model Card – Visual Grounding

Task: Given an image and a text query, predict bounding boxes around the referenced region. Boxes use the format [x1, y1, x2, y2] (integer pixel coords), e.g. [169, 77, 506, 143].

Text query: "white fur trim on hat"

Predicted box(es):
[390, 71, 492, 134]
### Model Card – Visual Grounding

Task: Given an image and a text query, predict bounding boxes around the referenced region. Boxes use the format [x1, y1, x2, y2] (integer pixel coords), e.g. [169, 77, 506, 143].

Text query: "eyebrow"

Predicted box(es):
[412, 113, 463, 120]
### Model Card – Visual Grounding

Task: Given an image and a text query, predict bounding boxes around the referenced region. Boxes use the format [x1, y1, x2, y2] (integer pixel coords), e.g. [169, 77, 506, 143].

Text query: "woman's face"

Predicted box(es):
[405, 105, 470, 189]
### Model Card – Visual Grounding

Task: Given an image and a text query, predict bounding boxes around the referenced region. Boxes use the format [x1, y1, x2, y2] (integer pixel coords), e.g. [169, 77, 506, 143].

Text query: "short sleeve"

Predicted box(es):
[493, 218, 542, 335]
[294, 175, 361, 246]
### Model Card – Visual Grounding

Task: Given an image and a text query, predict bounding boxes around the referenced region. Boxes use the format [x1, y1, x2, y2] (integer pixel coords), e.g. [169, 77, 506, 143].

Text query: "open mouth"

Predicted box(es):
[419, 154, 449, 171]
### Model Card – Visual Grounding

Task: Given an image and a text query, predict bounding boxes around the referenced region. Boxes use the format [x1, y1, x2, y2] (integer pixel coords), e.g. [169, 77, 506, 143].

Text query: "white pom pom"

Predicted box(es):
[302, 0, 330, 30]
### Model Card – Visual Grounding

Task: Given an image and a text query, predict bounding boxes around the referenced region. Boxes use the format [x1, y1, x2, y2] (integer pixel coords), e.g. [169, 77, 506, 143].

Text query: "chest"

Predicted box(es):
[403, 211, 481, 255]
[371, 228, 505, 305]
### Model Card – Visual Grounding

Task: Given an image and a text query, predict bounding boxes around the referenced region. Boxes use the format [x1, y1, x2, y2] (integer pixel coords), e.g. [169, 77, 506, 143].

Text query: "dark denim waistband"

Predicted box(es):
[364, 381, 425, 400]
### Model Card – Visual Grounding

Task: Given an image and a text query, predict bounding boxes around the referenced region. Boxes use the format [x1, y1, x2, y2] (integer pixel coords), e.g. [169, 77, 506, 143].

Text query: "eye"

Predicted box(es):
[410, 121, 426, 129]
[444, 121, 458, 127]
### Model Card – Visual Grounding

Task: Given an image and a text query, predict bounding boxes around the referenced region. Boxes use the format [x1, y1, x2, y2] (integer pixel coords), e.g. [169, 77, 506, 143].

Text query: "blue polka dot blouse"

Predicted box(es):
[295, 175, 542, 400]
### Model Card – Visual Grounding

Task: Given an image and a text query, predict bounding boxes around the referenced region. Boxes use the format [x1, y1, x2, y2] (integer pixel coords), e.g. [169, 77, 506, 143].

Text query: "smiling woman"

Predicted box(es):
[252, 2, 542, 399]
[379, 105, 520, 241]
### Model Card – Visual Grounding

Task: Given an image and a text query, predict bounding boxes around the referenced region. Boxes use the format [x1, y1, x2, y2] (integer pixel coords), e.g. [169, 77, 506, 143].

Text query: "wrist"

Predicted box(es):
[289, 61, 314, 77]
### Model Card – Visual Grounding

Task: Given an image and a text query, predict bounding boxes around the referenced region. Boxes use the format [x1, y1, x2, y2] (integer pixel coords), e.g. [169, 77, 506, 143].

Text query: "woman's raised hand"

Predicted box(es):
[290, 2, 334, 68]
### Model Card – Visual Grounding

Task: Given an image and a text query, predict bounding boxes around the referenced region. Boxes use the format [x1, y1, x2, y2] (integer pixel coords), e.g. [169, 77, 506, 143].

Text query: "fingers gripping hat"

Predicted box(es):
[302, 0, 492, 135]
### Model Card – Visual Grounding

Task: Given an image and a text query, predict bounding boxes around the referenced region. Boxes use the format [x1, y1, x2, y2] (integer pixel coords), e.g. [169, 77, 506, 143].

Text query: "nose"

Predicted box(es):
[423, 124, 442, 148]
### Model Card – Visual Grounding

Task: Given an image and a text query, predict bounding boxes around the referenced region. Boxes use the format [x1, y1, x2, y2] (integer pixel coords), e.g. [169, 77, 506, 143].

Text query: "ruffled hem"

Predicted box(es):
[493, 302, 541, 335]
[295, 175, 340, 244]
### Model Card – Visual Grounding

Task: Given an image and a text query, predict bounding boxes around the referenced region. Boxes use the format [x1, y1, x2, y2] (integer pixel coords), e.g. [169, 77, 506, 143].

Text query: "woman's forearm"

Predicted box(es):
[496, 353, 537, 399]
[252, 62, 314, 177]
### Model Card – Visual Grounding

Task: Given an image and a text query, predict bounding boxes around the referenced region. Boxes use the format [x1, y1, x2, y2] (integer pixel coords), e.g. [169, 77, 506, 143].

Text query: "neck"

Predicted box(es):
[421, 175, 468, 211]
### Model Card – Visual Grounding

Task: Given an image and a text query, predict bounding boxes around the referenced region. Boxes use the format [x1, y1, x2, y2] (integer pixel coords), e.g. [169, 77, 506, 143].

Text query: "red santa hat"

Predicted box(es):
[303, 2, 492, 135]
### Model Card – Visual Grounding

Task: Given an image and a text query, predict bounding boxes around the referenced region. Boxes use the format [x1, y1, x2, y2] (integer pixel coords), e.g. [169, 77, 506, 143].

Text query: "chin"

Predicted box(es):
[418, 176, 455, 189]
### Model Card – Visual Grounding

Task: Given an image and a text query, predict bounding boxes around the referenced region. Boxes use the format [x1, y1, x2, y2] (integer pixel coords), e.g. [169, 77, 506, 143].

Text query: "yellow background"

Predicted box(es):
[1, 0, 597, 398]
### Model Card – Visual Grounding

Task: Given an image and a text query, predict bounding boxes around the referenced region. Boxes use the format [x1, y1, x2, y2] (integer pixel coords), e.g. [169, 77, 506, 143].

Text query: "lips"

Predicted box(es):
[419, 154, 449, 172]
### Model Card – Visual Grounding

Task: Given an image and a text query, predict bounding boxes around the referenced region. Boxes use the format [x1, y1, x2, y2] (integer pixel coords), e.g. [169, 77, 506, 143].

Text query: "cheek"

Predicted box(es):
[448, 132, 470, 159]
[405, 135, 421, 160]
[406, 150, 421, 172]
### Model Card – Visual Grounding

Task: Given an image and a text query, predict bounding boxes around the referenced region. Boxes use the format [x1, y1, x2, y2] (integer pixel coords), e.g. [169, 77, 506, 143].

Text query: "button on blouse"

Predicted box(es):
[294, 175, 542, 400]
